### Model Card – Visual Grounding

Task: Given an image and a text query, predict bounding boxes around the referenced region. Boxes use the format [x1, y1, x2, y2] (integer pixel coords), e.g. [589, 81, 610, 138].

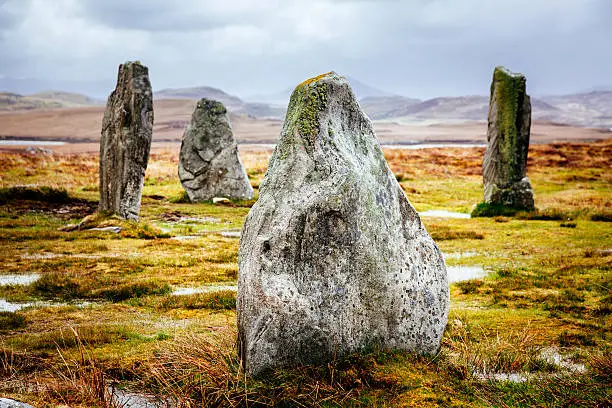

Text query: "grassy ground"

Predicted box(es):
[0, 141, 610, 407]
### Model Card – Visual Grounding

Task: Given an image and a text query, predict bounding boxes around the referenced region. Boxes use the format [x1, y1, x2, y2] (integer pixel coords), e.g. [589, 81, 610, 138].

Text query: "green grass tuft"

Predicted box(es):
[471, 202, 523, 217]
[154, 290, 236, 310]
[0, 311, 26, 331]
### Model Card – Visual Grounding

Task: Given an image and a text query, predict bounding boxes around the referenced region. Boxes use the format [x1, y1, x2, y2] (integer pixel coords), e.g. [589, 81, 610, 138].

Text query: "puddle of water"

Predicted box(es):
[0, 274, 40, 286]
[21, 252, 124, 260]
[0, 299, 44, 312]
[20, 252, 63, 260]
[170, 235, 201, 241]
[221, 231, 241, 238]
[0, 299, 99, 313]
[0, 140, 66, 146]
[473, 349, 586, 383]
[383, 143, 486, 150]
[180, 216, 221, 224]
[447, 265, 487, 283]
[110, 388, 163, 408]
[474, 372, 528, 383]
[443, 252, 479, 260]
[419, 210, 471, 219]
[171, 284, 237, 296]
[540, 348, 586, 373]
[90, 226, 122, 233]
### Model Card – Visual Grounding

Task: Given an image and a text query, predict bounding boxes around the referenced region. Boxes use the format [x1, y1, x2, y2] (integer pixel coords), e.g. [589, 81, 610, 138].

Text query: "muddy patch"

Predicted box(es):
[1, 200, 96, 219]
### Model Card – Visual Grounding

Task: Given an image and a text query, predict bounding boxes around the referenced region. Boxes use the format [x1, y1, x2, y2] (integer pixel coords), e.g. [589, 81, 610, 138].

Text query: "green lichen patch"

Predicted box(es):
[281, 74, 334, 152]
[491, 66, 528, 178]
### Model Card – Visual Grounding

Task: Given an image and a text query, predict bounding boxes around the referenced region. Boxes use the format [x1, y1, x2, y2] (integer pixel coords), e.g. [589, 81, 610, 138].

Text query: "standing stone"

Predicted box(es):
[237, 72, 449, 376]
[178, 99, 254, 202]
[483, 66, 534, 209]
[99, 61, 153, 220]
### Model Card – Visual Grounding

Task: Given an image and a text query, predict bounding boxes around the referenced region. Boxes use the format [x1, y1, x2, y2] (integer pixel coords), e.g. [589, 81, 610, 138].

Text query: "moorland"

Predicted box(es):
[0, 137, 610, 407]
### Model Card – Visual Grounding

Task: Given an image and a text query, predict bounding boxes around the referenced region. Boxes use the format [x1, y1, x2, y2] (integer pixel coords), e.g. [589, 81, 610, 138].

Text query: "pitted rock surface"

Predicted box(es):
[99, 61, 153, 220]
[0, 398, 35, 408]
[483, 66, 534, 209]
[178, 99, 253, 202]
[237, 72, 449, 376]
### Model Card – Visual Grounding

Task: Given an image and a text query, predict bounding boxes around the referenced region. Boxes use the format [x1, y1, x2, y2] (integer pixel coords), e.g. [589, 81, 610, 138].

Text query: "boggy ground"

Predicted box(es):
[0, 140, 610, 407]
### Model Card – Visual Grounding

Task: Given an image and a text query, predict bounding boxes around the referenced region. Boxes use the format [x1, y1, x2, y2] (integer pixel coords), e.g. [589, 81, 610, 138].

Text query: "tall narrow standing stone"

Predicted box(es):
[99, 61, 153, 220]
[237, 72, 449, 376]
[178, 99, 253, 202]
[482, 66, 534, 209]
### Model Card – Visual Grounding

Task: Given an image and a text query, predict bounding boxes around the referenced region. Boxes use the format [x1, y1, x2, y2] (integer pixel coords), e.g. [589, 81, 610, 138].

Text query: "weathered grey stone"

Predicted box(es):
[0, 398, 35, 408]
[237, 72, 449, 376]
[99, 61, 153, 220]
[178, 99, 253, 202]
[483, 66, 534, 209]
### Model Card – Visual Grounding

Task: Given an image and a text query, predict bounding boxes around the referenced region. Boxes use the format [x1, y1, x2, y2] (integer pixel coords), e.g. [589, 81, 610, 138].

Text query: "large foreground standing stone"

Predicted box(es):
[99, 61, 153, 220]
[237, 72, 449, 376]
[178, 99, 253, 202]
[482, 66, 534, 209]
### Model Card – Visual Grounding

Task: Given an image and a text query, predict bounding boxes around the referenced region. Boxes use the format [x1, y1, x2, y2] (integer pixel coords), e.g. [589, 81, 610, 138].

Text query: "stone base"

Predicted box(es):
[485, 177, 534, 210]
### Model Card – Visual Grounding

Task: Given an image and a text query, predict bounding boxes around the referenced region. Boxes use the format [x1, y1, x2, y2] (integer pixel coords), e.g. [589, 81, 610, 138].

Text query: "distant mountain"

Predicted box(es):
[537, 91, 612, 128]
[345, 76, 394, 99]
[0, 77, 112, 98]
[2, 80, 610, 128]
[30, 91, 103, 106]
[365, 95, 489, 121]
[247, 75, 396, 106]
[366, 92, 611, 128]
[155, 86, 244, 109]
[0, 90, 102, 111]
[359, 96, 422, 119]
[154, 86, 286, 119]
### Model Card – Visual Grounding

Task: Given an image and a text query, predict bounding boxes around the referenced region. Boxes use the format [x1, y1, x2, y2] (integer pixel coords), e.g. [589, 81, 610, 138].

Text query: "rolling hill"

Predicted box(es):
[364, 93, 611, 128]
[2, 80, 611, 129]
[0, 91, 102, 111]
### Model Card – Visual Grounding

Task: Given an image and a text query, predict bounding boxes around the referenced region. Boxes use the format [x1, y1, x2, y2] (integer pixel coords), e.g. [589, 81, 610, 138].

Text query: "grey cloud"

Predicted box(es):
[0, 0, 610, 99]
[75, 0, 231, 32]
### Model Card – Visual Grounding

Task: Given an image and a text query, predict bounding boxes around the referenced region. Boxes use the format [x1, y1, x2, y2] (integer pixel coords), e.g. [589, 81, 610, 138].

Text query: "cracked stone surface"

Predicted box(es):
[99, 61, 153, 220]
[483, 66, 534, 209]
[237, 72, 449, 376]
[178, 99, 253, 202]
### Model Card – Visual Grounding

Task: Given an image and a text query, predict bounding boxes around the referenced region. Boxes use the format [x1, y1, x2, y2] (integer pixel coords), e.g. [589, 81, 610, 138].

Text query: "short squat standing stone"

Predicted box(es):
[99, 61, 153, 220]
[178, 99, 253, 202]
[482, 66, 534, 209]
[237, 72, 449, 376]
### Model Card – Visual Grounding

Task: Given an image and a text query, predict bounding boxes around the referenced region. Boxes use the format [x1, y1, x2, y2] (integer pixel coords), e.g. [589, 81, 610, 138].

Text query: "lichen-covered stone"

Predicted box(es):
[483, 66, 534, 209]
[237, 72, 449, 376]
[99, 61, 153, 220]
[178, 99, 253, 202]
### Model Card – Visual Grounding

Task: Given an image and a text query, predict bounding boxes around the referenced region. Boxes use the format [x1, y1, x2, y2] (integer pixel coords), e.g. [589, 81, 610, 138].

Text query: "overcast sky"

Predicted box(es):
[0, 0, 610, 99]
